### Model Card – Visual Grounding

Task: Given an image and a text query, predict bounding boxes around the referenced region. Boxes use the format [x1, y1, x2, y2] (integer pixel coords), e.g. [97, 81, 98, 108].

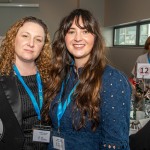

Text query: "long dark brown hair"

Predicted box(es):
[43, 9, 107, 131]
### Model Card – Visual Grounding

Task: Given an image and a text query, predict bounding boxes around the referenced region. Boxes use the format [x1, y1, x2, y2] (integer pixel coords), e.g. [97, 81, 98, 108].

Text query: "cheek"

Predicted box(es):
[65, 35, 72, 43]
[15, 38, 24, 50]
[36, 45, 43, 54]
[65, 36, 70, 49]
[14, 39, 21, 52]
[91, 39, 95, 47]
[14, 38, 19, 48]
[88, 37, 95, 47]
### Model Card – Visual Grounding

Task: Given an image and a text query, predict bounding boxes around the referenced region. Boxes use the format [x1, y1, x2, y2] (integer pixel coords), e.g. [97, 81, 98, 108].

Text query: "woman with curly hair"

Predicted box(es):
[43, 9, 131, 150]
[0, 16, 52, 149]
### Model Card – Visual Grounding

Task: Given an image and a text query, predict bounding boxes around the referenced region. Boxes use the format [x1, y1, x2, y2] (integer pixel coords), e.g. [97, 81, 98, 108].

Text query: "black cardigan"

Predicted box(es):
[129, 120, 150, 150]
[0, 74, 24, 149]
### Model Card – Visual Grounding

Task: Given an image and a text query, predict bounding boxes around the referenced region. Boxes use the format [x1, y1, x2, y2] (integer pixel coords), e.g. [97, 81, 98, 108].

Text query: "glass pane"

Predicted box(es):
[139, 24, 150, 45]
[114, 26, 136, 45]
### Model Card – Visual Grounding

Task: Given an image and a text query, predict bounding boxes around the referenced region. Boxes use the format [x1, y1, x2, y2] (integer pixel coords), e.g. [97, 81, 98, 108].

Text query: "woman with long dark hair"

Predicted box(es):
[43, 9, 131, 150]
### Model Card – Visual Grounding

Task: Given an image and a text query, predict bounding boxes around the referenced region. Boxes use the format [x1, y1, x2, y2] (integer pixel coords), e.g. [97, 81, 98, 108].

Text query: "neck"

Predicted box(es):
[14, 61, 37, 76]
[74, 56, 90, 69]
[74, 59, 86, 69]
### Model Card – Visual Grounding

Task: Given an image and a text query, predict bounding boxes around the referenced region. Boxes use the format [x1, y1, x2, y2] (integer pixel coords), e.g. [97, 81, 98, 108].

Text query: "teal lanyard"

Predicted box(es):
[13, 64, 43, 120]
[147, 53, 150, 63]
[57, 76, 79, 129]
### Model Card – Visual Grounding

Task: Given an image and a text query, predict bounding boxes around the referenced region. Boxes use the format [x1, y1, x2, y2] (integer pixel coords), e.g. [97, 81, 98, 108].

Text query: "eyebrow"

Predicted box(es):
[69, 27, 75, 30]
[69, 27, 86, 30]
[21, 32, 44, 38]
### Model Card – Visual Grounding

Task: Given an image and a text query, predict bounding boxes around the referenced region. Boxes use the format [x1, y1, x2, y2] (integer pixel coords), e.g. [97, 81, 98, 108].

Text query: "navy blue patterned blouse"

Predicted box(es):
[48, 65, 131, 150]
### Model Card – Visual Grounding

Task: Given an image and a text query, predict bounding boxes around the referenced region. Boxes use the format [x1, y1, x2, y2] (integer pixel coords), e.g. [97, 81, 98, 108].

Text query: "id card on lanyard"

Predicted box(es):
[33, 125, 51, 143]
[53, 135, 65, 150]
[13, 64, 51, 143]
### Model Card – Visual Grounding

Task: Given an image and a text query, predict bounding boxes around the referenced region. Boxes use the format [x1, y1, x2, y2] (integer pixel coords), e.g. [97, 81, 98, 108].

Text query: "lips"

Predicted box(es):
[73, 44, 85, 48]
[24, 49, 34, 52]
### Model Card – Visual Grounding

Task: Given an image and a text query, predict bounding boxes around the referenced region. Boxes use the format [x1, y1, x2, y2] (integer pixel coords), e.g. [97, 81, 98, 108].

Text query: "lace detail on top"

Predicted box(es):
[48, 65, 131, 150]
[16, 75, 47, 150]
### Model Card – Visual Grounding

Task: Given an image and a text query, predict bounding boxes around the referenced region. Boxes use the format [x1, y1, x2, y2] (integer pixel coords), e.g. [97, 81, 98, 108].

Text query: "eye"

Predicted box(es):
[36, 38, 42, 42]
[22, 34, 28, 38]
[67, 30, 75, 34]
[83, 30, 89, 34]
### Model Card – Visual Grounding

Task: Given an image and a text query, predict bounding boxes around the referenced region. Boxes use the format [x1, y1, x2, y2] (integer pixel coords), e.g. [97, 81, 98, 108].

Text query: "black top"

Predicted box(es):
[130, 120, 150, 150]
[0, 81, 24, 150]
[16, 75, 47, 150]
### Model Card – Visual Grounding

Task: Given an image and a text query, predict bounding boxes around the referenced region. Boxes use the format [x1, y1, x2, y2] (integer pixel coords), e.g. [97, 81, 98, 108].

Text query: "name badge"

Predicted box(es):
[53, 136, 65, 150]
[32, 125, 51, 143]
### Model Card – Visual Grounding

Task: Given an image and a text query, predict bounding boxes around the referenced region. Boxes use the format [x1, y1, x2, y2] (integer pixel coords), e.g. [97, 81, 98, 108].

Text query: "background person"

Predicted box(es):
[130, 36, 150, 118]
[131, 36, 150, 78]
[129, 37, 150, 150]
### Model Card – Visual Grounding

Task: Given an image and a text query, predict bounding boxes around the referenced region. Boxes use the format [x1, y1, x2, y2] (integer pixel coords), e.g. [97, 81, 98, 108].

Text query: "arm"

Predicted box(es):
[100, 67, 131, 150]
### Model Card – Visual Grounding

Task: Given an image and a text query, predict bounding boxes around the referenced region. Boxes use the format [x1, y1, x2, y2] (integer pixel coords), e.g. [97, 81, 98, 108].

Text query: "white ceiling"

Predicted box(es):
[0, 0, 11, 2]
[0, 0, 38, 3]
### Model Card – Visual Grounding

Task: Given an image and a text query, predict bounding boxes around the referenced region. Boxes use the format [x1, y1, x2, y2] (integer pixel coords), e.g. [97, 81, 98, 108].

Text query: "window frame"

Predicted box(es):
[113, 21, 150, 47]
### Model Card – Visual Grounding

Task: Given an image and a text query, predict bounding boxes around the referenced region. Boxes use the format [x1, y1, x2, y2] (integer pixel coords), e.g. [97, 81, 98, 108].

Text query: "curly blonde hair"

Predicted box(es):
[0, 16, 52, 83]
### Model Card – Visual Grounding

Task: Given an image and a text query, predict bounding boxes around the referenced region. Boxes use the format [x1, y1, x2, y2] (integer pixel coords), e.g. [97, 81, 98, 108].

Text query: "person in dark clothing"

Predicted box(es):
[130, 120, 150, 150]
[43, 9, 131, 150]
[0, 16, 52, 149]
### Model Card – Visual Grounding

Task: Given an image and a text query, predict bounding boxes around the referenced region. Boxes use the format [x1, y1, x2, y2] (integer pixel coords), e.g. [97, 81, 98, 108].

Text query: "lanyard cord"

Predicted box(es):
[57, 75, 79, 128]
[13, 64, 43, 120]
[147, 53, 150, 63]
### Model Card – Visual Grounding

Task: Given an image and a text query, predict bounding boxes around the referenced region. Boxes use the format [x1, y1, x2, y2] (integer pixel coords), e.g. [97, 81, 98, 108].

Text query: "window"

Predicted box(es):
[113, 21, 150, 46]
[139, 24, 150, 45]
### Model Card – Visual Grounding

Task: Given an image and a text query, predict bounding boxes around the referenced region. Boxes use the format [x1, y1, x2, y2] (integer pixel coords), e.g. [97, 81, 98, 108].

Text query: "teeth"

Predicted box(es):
[74, 44, 84, 48]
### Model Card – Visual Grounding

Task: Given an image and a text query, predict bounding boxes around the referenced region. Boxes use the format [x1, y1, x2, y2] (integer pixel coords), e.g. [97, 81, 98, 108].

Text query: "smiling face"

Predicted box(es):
[14, 21, 45, 65]
[65, 17, 95, 68]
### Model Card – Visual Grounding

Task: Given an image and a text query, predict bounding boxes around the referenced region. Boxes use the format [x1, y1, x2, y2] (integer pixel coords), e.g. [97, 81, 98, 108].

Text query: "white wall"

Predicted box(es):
[0, 0, 78, 37]
[0, 0, 105, 38]
[103, 0, 150, 77]
[104, 0, 150, 27]
[79, 0, 104, 25]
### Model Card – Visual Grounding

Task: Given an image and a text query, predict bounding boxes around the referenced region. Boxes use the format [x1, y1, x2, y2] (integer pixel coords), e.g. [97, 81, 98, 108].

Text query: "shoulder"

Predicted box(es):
[0, 77, 7, 99]
[101, 65, 132, 102]
[138, 53, 147, 58]
[102, 65, 129, 83]
[136, 53, 148, 62]
[101, 65, 131, 112]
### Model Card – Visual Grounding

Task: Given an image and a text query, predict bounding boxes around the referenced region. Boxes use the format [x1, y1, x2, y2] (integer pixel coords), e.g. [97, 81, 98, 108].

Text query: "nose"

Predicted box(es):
[27, 38, 34, 47]
[74, 32, 82, 42]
